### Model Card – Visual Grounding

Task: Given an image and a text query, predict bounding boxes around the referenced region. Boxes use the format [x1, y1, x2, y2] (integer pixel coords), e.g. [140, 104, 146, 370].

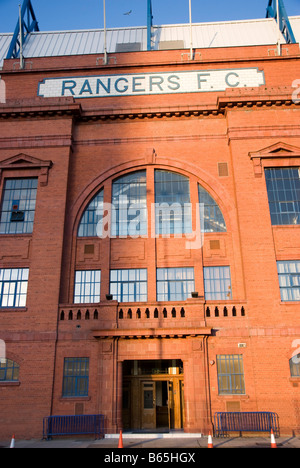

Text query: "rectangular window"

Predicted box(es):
[62, 357, 89, 397]
[156, 267, 195, 302]
[0, 178, 38, 234]
[74, 270, 101, 304]
[217, 354, 245, 395]
[110, 269, 147, 302]
[277, 261, 300, 302]
[204, 266, 232, 300]
[265, 167, 300, 225]
[0, 268, 29, 308]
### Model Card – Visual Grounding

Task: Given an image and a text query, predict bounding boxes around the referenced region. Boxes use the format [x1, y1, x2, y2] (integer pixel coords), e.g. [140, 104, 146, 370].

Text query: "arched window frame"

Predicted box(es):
[77, 189, 104, 238]
[76, 169, 228, 239]
[198, 184, 226, 233]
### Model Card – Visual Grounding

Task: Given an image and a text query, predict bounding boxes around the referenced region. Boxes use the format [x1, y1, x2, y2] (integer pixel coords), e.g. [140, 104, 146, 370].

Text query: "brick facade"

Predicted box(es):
[0, 41, 300, 439]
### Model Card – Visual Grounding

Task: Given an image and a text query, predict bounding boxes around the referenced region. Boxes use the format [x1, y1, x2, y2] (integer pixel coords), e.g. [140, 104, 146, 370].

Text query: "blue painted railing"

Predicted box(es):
[214, 411, 279, 437]
[43, 414, 105, 440]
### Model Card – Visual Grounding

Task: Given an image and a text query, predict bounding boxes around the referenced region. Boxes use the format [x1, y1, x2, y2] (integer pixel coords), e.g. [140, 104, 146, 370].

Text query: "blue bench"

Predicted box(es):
[43, 414, 105, 440]
[214, 411, 279, 437]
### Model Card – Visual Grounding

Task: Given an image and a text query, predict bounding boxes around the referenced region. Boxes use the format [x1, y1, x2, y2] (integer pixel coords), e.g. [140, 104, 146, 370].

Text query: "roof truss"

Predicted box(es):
[266, 0, 296, 44]
[6, 0, 39, 60]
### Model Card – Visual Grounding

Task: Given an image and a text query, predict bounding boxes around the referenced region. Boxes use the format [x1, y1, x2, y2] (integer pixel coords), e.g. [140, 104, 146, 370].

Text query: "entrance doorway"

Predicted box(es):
[141, 380, 169, 429]
[122, 360, 184, 431]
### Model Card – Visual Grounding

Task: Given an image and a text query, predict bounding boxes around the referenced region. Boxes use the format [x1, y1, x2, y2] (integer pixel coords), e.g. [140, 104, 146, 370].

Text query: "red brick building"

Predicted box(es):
[0, 3, 300, 439]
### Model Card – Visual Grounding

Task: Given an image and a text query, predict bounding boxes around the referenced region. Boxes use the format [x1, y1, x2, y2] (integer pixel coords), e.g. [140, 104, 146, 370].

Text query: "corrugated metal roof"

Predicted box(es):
[0, 33, 13, 69]
[0, 16, 299, 69]
[290, 16, 300, 43]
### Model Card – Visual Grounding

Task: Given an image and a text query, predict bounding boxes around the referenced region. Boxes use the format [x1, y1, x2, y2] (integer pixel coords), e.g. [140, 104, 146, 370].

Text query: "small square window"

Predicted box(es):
[110, 269, 147, 302]
[0, 268, 29, 308]
[277, 261, 300, 302]
[156, 267, 195, 302]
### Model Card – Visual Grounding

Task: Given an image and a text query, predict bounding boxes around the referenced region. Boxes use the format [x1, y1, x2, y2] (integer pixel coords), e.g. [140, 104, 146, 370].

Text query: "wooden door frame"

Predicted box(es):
[123, 373, 184, 430]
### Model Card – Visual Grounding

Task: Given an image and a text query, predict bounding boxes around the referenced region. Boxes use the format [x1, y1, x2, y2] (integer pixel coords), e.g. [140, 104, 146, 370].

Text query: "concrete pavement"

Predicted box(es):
[1, 433, 300, 449]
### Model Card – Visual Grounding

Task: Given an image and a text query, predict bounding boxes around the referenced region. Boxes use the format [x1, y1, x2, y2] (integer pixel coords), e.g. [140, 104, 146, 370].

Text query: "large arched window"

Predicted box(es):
[78, 189, 104, 237]
[155, 170, 192, 235]
[77, 172, 227, 238]
[112, 171, 147, 237]
[198, 185, 226, 232]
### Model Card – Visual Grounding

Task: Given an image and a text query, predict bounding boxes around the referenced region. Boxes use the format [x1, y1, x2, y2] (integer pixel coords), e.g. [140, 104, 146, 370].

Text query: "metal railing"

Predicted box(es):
[214, 412, 279, 437]
[43, 414, 105, 440]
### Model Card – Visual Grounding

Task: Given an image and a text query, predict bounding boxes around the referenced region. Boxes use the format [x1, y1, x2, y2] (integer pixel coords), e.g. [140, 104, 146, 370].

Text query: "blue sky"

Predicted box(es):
[0, 0, 299, 33]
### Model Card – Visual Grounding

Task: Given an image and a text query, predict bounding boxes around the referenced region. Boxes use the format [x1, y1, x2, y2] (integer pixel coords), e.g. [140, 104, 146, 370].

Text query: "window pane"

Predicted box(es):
[74, 270, 101, 304]
[265, 168, 300, 226]
[155, 170, 192, 235]
[0, 178, 38, 234]
[78, 189, 104, 237]
[0, 359, 20, 381]
[156, 267, 194, 301]
[217, 355, 245, 394]
[204, 266, 232, 300]
[0, 268, 29, 308]
[62, 358, 89, 397]
[198, 185, 226, 232]
[277, 261, 300, 302]
[110, 269, 147, 302]
[290, 354, 300, 377]
[112, 171, 147, 237]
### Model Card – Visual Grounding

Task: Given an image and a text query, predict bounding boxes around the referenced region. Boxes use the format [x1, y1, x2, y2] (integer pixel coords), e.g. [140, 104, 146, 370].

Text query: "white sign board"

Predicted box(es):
[38, 68, 265, 99]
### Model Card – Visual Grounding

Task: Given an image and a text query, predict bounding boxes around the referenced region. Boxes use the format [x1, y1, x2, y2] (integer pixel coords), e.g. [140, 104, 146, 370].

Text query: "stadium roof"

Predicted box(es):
[0, 16, 299, 69]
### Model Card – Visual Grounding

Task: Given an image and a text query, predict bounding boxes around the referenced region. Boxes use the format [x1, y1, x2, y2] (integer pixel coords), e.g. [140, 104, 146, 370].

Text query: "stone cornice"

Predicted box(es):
[0, 87, 298, 122]
[0, 97, 81, 119]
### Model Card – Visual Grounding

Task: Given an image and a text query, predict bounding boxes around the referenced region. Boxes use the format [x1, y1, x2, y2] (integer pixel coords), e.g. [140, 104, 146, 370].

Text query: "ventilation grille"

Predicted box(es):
[210, 240, 220, 250]
[226, 401, 241, 412]
[84, 244, 95, 255]
[218, 162, 229, 177]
